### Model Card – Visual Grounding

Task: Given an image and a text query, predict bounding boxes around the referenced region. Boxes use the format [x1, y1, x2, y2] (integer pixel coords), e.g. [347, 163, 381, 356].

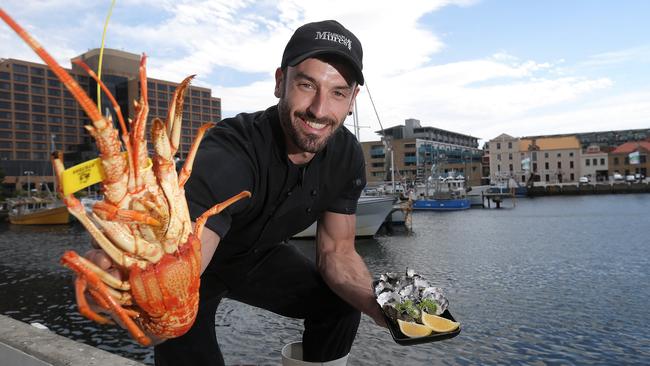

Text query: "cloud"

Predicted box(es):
[580, 45, 650, 68]
[1, 0, 647, 147]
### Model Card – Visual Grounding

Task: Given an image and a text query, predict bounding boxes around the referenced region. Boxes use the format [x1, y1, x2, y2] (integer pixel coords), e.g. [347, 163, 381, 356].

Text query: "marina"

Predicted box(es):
[1, 194, 648, 365]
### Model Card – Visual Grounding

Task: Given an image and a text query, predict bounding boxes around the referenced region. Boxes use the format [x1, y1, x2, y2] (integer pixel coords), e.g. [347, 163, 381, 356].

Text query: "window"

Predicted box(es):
[509, 164, 513, 171]
[497, 154, 501, 161]
[30, 67, 44, 76]
[497, 164, 501, 172]
[586, 159, 590, 166]
[14, 74, 29, 83]
[508, 153, 513, 160]
[600, 158, 605, 165]
[557, 161, 562, 169]
[545, 174, 550, 181]
[15, 112, 29, 121]
[496, 142, 501, 149]
[544, 152, 549, 158]
[508, 142, 512, 149]
[569, 152, 574, 157]
[545, 162, 549, 169]
[570, 173, 575, 181]
[14, 93, 29, 102]
[13, 64, 28, 73]
[613, 157, 619, 165]
[14, 103, 29, 111]
[592, 158, 597, 166]
[570, 161, 574, 169]
[0, 71, 10, 80]
[532, 163, 537, 172]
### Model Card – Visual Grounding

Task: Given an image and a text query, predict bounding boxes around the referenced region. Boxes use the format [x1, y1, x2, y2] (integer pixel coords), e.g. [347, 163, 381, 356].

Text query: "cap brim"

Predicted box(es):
[286, 48, 364, 85]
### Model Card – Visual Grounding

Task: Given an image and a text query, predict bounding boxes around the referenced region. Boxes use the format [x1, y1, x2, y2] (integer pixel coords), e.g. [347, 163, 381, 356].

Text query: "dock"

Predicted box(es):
[0, 314, 144, 366]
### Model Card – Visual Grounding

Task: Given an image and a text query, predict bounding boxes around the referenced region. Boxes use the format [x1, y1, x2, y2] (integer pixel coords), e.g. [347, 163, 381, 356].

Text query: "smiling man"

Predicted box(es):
[151, 20, 385, 365]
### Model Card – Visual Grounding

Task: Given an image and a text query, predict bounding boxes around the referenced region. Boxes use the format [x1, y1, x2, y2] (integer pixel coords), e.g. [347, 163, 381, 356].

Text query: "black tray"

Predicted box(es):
[374, 280, 461, 345]
[382, 308, 461, 345]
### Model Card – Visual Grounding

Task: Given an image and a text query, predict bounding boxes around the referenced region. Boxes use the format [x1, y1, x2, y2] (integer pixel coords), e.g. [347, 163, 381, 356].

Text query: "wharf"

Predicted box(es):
[527, 182, 650, 196]
[0, 314, 144, 366]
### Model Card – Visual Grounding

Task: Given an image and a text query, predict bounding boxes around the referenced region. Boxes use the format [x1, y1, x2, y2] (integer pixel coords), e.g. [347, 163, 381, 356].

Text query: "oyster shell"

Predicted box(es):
[374, 268, 449, 321]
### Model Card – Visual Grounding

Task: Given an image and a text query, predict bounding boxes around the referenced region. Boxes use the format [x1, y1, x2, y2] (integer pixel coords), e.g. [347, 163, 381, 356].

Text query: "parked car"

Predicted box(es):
[579, 176, 590, 184]
[625, 175, 636, 182]
[613, 172, 624, 181]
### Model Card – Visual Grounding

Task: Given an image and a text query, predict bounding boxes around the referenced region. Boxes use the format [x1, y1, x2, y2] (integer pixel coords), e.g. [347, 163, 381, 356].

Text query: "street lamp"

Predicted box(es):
[24, 170, 34, 198]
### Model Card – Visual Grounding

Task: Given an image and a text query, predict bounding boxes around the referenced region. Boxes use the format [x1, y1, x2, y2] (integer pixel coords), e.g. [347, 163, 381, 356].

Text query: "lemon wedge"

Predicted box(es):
[397, 319, 433, 337]
[421, 312, 460, 332]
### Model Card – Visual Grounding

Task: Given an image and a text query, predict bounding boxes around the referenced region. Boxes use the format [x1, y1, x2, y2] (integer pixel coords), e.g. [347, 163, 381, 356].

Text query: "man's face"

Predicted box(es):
[275, 57, 359, 154]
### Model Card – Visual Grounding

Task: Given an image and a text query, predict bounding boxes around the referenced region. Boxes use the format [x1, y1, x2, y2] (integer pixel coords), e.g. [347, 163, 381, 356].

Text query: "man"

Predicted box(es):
[93, 20, 384, 365]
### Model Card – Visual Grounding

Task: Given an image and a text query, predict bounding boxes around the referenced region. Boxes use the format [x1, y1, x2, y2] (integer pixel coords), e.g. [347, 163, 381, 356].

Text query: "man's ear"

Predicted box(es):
[274, 68, 284, 98]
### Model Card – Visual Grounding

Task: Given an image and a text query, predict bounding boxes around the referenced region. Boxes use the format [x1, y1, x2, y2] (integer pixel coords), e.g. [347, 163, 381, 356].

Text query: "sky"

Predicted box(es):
[1, 0, 649, 144]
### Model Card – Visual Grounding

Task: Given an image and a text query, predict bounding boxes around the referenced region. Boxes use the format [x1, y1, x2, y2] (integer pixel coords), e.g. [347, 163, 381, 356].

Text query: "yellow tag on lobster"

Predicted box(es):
[61, 157, 106, 196]
[61, 154, 153, 196]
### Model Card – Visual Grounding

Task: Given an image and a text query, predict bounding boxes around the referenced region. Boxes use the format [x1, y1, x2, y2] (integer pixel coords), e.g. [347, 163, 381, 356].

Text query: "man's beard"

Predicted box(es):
[278, 98, 342, 153]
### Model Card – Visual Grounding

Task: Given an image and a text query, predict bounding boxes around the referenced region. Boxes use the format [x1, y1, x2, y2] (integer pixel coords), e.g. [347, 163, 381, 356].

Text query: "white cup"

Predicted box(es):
[281, 342, 349, 366]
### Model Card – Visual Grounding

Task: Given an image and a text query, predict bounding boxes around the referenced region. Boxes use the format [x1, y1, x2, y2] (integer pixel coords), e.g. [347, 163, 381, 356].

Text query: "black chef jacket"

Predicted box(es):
[185, 105, 366, 263]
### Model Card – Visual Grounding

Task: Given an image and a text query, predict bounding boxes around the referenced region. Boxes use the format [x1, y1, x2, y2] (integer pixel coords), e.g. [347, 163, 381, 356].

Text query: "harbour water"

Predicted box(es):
[0, 194, 649, 365]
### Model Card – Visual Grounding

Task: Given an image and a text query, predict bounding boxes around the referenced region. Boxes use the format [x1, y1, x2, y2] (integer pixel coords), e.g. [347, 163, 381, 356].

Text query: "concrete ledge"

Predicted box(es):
[0, 315, 144, 366]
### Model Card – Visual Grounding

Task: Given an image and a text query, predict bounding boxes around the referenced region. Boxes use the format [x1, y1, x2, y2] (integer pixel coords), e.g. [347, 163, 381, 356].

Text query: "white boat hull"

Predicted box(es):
[293, 196, 395, 238]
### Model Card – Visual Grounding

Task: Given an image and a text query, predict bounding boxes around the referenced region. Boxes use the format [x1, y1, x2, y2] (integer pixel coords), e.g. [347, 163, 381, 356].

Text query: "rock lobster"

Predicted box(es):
[0, 9, 250, 346]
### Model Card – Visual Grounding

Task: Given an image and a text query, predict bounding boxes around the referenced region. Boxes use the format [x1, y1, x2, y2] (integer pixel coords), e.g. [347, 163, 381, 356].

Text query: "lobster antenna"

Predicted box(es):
[97, 0, 117, 111]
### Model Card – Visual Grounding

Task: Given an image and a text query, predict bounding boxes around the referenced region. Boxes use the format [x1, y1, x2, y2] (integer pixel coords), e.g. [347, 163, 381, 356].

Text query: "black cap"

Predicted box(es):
[281, 20, 364, 85]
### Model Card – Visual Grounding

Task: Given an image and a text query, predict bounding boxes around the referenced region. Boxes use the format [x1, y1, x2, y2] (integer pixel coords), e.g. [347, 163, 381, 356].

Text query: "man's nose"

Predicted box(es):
[307, 91, 328, 119]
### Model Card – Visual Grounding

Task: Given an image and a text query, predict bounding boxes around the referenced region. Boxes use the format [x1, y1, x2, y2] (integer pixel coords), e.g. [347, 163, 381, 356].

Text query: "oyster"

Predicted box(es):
[374, 268, 449, 323]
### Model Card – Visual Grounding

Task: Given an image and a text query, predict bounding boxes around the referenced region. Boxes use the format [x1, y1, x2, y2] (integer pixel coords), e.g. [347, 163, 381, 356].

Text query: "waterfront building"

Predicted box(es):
[608, 140, 650, 178]
[361, 118, 482, 187]
[580, 145, 609, 182]
[0, 49, 221, 191]
[487, 134, 581, 184]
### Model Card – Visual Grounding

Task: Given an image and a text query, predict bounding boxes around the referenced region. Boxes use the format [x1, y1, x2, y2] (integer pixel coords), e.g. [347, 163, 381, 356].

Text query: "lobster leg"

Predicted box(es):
[75, 277, 113, 325]
[61, 251, 151, 346]
[178, 122, 214, 188]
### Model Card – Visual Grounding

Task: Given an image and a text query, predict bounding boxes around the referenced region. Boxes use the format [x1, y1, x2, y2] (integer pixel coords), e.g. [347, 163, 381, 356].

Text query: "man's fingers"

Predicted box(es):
[84, 249, 113, 271]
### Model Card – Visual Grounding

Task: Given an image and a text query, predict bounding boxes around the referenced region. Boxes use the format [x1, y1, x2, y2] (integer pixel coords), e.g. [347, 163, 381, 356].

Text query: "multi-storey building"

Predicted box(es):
[580, 145, 609, 182]
[609, 140, 650, 178]
[488, 134, 581, 184]
[361, 118, 483, 187]
[488, 129, 650, 184]
[0, 49, 221, 190]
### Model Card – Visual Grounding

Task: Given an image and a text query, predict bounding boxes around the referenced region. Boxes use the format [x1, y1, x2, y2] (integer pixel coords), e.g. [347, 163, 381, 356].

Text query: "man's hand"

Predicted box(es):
[82, 248, 168, 345]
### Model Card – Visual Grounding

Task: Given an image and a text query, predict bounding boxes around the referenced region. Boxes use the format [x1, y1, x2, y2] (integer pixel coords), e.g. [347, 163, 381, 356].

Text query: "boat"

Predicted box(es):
[0, 201, 9, 221]
[412, 175, 470, 211]
[293, 195, 396, 238]
[7, 197, 70, 225]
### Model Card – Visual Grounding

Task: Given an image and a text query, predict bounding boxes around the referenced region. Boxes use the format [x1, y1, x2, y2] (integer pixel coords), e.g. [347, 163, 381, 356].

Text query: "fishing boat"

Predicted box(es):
[7, 196, 70, 225]
[412, 176, 470, 211]
[293, 195, 396, 238]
